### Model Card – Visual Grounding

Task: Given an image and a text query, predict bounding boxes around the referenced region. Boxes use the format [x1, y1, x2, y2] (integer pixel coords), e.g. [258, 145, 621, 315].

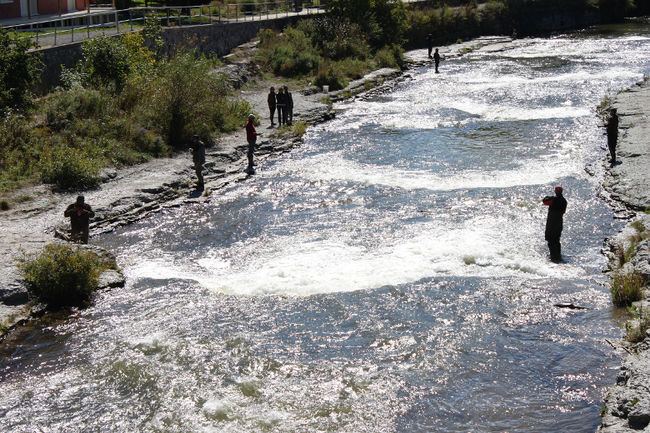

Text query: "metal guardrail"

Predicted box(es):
[2, 1, 325, 48]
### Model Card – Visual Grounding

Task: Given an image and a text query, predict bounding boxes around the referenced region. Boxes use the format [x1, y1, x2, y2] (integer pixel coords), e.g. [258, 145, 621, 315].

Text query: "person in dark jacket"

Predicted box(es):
[245, 114, 261, 174]
[543, 186, 568, 263]
[433, 48, 442, 73]
[190, 135, 206, 190]
[267, 87, 277, 127]
[426, 34, 433, 59]
[276, 87, 286, 126]
[64, 195, 95, 244]
[606, 108, 618, 165]
[283, 85, 293, 125]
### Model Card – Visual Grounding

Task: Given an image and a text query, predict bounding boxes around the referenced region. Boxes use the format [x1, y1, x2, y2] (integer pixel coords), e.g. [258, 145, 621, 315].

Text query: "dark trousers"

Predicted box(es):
[277, 105, 285, 125]
[608, 136, 617, 163]
[435, 61, 440, 73]
[195, 165, 204, 189]
[246, 139, 256, 172]
[71, 228, 89, 244]
[283, 107, 291, 125]
[547, 238, 562, 263]
[269, 106, 276, 125]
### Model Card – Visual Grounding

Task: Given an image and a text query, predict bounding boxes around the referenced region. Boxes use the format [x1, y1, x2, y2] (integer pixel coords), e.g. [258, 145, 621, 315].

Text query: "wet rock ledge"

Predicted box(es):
[599, 78, 650, 433]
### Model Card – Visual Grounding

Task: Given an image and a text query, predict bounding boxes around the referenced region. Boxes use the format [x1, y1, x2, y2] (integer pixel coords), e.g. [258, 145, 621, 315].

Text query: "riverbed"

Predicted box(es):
[1, 22, 649, 433]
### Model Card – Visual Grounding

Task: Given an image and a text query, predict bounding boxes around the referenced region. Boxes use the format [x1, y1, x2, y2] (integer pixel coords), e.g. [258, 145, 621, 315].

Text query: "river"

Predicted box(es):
[1, 22, 650, 433]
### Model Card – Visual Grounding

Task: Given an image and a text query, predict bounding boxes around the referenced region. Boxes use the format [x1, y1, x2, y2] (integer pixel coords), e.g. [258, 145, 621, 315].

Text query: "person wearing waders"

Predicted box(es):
[543, 186, 568, 263]
[276, 87, 286, 126]
[606, 108, 619, 166]
[64, 195, 95, 244]
[190, 135, 206, 190]
[284, 85, 294, 126]
[268, 87, 277, 127]
[433, 48, 442, 73]
[245, 114, 261, 174]
[426, 34, 433, 59]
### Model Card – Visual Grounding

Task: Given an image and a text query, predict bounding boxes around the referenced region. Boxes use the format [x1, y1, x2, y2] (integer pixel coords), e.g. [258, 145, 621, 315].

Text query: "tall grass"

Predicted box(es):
[611, 271, 645, 307]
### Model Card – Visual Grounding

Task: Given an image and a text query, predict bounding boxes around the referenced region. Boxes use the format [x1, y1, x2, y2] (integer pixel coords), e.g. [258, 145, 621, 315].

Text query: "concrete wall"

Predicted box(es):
[37, 15, 304, 91]
[161, 15, 302, 58]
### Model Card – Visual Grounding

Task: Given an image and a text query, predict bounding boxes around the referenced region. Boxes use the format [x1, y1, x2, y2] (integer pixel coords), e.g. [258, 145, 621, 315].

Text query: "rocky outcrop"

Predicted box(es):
[600, 79, 650, 433]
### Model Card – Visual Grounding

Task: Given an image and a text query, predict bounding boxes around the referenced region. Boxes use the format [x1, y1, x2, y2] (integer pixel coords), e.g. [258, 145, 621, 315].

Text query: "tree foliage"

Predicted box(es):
[0, 30, 42, 114]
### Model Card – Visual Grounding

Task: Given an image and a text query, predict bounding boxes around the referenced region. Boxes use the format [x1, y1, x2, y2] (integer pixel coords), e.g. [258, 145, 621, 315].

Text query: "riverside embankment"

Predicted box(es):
[599, 78, 650, 433]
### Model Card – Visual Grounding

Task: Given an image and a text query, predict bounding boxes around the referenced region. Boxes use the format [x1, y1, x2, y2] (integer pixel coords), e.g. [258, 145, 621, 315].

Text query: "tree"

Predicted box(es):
[0, 30, 42, 114]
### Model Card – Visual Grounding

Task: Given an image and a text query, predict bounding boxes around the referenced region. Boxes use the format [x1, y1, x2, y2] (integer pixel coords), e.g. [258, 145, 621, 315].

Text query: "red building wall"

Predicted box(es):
[36, 0, 66, 15]
[75, 0, 86, 11]
[0, 0, 22, 19]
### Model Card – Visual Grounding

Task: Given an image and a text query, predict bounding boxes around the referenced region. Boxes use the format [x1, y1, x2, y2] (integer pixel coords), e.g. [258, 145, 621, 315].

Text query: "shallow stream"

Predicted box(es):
[2, 22, 650, 433]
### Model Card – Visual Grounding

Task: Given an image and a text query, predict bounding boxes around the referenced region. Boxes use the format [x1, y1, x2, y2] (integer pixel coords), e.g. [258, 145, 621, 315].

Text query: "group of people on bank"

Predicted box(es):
[267, 85, 294, 127]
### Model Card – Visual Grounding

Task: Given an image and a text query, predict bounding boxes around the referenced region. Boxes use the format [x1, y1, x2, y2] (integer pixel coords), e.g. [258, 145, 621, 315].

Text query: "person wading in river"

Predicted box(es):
[190, 135, 206, 190]
[64, 195, 95, 244]
[434, 48, 442, 73]
[606, 107, 619, 166]
[426, 34, 433, 59]
[268, 87, 277, 127]
[245, 114, 261, 174]
[542, 186, 568, 263]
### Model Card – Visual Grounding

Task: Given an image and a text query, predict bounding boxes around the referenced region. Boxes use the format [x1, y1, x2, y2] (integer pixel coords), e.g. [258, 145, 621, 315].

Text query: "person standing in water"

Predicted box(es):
[190, 135, 206, 190]
[543, 186, 568, 263]
[64, 195, 95, 244]
[245, 114, 261, 174]
[433, 48, 442, 73]
[267, 87, 277, 127]
[606, 107, 619, 165]
[427, 34, 433, 59]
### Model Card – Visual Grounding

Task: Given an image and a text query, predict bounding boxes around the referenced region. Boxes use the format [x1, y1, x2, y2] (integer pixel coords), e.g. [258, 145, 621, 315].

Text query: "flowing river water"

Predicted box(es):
[2, 22, 650, 433]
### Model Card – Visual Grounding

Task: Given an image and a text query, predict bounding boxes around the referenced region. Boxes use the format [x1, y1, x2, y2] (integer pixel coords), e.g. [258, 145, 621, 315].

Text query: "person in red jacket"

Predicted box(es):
[543, 186, 568, 263]
[245, 114, 261, 174]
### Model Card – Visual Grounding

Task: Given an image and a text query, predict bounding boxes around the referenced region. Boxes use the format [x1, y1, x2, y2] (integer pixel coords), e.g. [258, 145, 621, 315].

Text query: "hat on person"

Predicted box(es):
[555, 186, 563, 194]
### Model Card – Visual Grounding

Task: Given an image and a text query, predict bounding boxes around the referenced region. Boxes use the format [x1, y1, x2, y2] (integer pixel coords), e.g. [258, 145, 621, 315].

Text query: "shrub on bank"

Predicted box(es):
[19, 244, 108, 308]
[0, 30, 42, 114]
[40, 145, 102, 191]
[611, 270, 645, 307]
[626, 309, 650, 343]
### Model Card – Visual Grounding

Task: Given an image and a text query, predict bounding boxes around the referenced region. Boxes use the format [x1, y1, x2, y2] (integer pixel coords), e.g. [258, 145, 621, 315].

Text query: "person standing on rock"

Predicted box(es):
[245, 114, 261, 174]
[190, 135, 206, 190]
[284, 85, 293, 126]
[542, 186, 568, 263]
[434, 48, 442, 73]
[426, 34, 433, 59]
[64, 195, 95, 244]
[606, 107, 619, 166]
[268, 87, 277, 127]
[276, 87, 286, 127]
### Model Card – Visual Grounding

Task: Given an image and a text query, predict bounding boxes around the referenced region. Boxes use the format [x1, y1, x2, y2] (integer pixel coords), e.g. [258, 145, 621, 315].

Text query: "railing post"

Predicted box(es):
[130, 9, 133, 31]
[71, 22, 74, 42]
[167, 9, 170, 27]
[178, 9, 182, 27]
[35, 23, 39, 45]
[87, 13, 90, 38]
[54, 19, 57, 46]
[236, 4, 238, 21]
[116, 11, 120, 34]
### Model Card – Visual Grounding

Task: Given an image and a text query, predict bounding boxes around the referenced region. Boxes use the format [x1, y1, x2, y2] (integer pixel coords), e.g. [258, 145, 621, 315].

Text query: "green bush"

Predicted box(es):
[626, 310, 650, 343]
[374, 44, 404, 69]
[298, 17, 370, 60]
[258, 27, 321, 77]
[40, 145, 101, 191]
[315, 63, 349, 91]
[44, 88, 115, 131]
[0, 113, 42, 191]
[81, 36, 131, 91]
[611, 271, 645, 307]
[19, 243, 108, 308]
[139, 52, 250, 148]
[0, 30, 42, 114]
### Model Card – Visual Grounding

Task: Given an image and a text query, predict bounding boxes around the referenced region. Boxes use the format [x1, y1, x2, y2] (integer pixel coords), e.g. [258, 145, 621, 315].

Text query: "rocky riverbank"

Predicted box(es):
[599, 78, 650, 433]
